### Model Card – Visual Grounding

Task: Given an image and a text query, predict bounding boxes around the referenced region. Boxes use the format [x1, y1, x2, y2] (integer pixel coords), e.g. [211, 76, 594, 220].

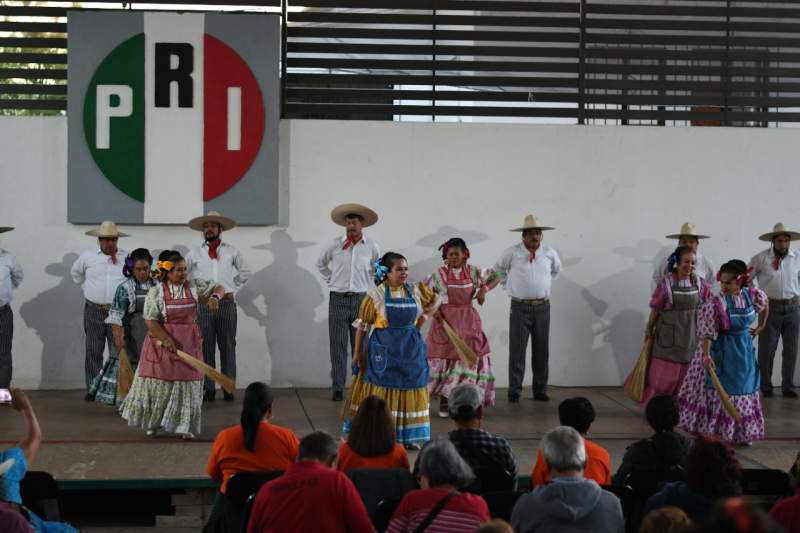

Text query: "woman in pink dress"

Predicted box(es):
[633, 245, 711, 404]
[425, 238, 494, 418]
[678, 259, 768, 445]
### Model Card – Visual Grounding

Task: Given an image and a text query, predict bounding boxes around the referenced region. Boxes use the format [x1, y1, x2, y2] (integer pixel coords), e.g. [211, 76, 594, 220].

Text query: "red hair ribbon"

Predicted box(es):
[716, 270, 722, 282]
[736, 267, 754, 287]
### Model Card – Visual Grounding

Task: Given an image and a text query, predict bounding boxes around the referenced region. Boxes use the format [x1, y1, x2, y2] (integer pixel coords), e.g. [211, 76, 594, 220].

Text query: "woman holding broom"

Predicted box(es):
[344, 252, 440, 449]
[424, 237, 494, 418]
[89, 248, 156, 406]
[628, 245, 712, 404]
[121, 250, 225, 439]
[678, 260, 768, 445]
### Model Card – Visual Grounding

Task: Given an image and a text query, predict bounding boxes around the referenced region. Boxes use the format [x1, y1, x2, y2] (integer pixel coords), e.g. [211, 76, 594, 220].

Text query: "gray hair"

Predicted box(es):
[298, 431, 338, 462]
[542, 426, 586, 473]
[418, 439, 475, 488]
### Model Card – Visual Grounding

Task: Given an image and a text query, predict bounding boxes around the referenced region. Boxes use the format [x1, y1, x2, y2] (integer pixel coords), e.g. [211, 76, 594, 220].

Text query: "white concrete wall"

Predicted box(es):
[2, 116, 800, 390]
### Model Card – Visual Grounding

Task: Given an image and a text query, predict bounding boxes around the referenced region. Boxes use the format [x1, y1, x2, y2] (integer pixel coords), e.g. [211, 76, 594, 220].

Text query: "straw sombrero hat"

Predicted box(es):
[759, 222, 800, 242]
[0, 226, 13, 234]
[330, 203, 378, 227]
[510, 214, 554, 232]
[85, 220, 129, 238]
[188, 211, 237, 232]
[666, 222, 709, 240]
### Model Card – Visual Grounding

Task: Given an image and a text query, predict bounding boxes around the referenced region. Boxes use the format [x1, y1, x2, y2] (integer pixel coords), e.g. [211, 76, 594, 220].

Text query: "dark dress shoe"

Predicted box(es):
[203, 390, 216, 403]
[508, 394, 520, 404]
[762, 389, 773, 398]
[84, 393, 95, 402]
[783, 389, 798, 398]
[223, 391, 235, 402]
[332, 390, 343, 402]
[534, 392, 550, 402]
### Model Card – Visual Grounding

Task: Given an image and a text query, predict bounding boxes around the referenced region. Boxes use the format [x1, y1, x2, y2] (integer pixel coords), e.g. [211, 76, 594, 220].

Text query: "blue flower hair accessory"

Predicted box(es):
[666, 253, 678, 272]
[122, 255, 135, 278]
[373, 259, 389, 284]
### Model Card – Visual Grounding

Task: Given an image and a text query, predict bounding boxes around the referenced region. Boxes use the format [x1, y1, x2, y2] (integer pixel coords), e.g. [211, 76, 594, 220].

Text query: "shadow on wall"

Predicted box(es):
[237, 230, 326, 387]
[582, 239, 670, 381]
[20, 253, 85, 388]
[408, 225, 490, 283]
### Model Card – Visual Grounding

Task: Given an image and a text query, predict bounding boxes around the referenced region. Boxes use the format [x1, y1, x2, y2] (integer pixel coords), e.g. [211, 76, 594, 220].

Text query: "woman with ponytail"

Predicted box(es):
[628, 245, 712, 404]
[88, 248, 155, 406]
[424, 238, 494, 417]
[344, 251, 441, 449]
[120, 250, 225, 439]
[677, 260, 768, 444]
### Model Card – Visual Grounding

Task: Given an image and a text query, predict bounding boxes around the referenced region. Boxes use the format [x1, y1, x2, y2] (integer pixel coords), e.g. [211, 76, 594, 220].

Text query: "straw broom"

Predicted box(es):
[624, 336, 652, 404]
[116, 347, 135, 398]
[158, 341, 236, 393]
[707, 364, 742, 421]
[341, 339, 367, 421]
[440, 318, 478, 367]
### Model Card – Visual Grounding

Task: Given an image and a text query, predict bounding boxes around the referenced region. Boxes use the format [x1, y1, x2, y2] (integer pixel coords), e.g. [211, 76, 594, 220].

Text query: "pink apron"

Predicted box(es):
[137, 281, 204, 381]
[426, 266, 490, 361]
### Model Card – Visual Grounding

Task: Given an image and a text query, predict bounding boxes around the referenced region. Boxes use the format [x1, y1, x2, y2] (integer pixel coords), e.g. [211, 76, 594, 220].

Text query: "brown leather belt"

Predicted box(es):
[87, 301, 112, 311]
[511, 297, 549, 306]
[769, 297, 799, 305]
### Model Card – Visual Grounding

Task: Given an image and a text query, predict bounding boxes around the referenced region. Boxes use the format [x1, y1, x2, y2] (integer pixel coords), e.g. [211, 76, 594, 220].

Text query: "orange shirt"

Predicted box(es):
[336, 442, 410, 472]
[531, 438, 611, 486]
[207, 422, 300, 493]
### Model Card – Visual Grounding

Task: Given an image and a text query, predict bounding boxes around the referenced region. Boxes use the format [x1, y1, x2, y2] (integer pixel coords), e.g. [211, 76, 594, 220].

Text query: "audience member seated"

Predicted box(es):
[0, 389, 78, 533]
[446, 384, 517, 479]
[475, 518, 514, 533]
[531, 397, 610, 486]
[246, 431, 372, 533]
[207, 382, 299, 493]
[511, 426, 624, 533]
[387, 439, 490, 532]
[612, 394, 691, 488]
[645, 436, 742, 523]
[701, 497, 783, 533]
[769, 451, 800, 532]
[337, 395, 409, 472]
[638, 506, 692, 533]
[0, 499, 34, 533]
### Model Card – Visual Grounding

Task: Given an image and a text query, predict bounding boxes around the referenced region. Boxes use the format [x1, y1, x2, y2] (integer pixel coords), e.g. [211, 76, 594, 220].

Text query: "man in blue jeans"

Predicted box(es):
[486, 214, 561, 403]
[750, 222, 800, 398]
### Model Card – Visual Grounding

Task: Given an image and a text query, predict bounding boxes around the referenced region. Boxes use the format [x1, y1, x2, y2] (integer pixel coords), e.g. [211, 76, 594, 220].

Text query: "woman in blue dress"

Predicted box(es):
[344, 252, 441, 449]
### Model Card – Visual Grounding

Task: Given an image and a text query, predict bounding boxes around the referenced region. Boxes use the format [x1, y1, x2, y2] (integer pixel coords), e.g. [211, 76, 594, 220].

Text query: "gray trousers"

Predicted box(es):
[758, 300, 800, 393]
[329, 292, 365, 392]
[84, 301, 118, 390]
[508, 300, 551, 397]
[0, 305, 12, 388]
[197, 300, 237, 394]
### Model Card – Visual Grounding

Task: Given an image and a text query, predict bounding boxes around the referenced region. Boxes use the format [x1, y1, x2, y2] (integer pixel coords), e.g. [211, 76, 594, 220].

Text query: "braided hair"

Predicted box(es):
[438, 237, 470, 262]
[373, 252, 406, 285]
[666, 245, 694, 273]
[153, 250, 184, 282]
[718, 259, 751, 287]
[123, 248, 153, 278]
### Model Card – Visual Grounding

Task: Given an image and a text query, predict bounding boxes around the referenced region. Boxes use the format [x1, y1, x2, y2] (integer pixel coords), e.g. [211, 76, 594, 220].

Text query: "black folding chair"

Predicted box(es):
[602, 484, 635, 531]
[481, 490, 526, 522]
[465, 468, 517, 494]
[204, 470, 283, 533]
[372, 497, 402, 533]
[741, 469, 794, 511]
[346, 467, 418, 519]
[20, 470, 63, 521]
[240, 493, 257, 533]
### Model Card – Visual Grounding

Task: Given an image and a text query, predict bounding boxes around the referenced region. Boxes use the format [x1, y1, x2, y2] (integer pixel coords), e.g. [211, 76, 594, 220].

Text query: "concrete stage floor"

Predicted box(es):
[1, 387, 799, 482]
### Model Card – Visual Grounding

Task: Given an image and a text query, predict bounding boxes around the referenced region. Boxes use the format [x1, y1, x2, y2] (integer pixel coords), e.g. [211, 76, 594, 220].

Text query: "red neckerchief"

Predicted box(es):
[773, 249, 786, 270]
[208, 239, 222, 260]
[527, 245, 539, 263]
[110, 253, 117, 264]
[342, 234, 363, 251]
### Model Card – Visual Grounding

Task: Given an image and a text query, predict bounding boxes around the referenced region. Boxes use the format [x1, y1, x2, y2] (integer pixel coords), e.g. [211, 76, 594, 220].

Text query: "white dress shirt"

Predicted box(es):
[0, 250, 23, 307]
[70, 248, 128, 305]
[492, 243, 562, 299]
[317, 235, 381, 293]
[652, 251, 715, 285]
[185, 241, 251, 294]
[749, 247, 800, 299]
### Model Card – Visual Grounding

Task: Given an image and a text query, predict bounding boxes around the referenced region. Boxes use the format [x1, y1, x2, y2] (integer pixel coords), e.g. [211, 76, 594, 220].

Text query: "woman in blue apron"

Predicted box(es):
[344, 252, 440, 449]
[678, 260, 768, 444]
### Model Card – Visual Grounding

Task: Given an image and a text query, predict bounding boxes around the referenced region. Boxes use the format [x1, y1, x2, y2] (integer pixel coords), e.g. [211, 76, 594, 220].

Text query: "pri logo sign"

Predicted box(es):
[68, 12, 280, 225]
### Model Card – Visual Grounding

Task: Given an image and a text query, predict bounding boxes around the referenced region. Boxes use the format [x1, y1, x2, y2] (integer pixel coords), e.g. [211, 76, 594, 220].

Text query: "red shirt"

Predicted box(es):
[531, 438, 611, 486]
[387, 488, 490, 533]
[337, 442, 410, 472]
[770, 493, 800, 533]
[207, 422, 299, 493]
[246, 460, 373, 533]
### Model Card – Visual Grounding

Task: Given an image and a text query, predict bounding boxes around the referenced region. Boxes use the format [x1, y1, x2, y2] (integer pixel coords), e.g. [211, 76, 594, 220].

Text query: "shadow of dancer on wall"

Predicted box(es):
[20, 253, 85, 389]
[237, 230, 326, 387]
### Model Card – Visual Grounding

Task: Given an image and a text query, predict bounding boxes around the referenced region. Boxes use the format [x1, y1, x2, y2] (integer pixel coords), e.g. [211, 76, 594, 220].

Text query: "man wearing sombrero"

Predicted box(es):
[0, 225, 23, 388]
[486, 215, 562, 402]
[316, 203, 381, 401]
[186, 211, 251, 402]
[750, 222, 800, 398]
[653, 223, 715, 285]
[71, 221, 128, 398]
